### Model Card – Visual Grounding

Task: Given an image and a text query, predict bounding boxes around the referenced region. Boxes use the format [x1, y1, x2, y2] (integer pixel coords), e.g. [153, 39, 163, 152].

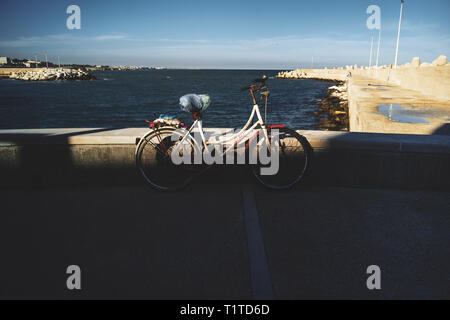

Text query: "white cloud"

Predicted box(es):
[0, 33, 136, 47]
[1, 32, 448, 68]
[93, 34, 127, 41]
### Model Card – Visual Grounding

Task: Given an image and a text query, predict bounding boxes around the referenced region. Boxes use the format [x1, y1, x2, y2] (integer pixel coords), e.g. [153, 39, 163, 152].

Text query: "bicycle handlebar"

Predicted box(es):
[241, 75, 268, 92]
[252, 75, 268, 83]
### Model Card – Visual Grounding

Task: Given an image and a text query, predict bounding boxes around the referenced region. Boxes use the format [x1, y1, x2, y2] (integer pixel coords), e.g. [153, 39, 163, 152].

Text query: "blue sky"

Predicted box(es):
[0, 0, 449, 69]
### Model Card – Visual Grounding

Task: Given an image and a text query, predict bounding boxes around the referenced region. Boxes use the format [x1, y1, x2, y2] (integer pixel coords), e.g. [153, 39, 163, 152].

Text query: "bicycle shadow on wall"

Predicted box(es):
[432, 123, 450, 136]
[0, 128, 126, 188]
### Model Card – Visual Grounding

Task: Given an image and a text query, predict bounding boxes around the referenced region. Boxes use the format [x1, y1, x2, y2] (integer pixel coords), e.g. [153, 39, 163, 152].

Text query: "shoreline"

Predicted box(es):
[284, 77, 350, 131]
[276, 70, 350, 131]
[316, 81, 349, 131]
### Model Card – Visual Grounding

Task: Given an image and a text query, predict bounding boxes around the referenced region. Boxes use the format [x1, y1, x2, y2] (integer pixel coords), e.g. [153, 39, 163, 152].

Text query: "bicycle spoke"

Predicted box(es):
[144, 135, 175, 163]
[144, 136, 165, 156]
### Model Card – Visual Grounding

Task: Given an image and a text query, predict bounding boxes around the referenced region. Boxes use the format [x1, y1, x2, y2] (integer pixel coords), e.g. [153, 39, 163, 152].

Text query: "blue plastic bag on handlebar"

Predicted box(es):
[179, 94, 211, 113]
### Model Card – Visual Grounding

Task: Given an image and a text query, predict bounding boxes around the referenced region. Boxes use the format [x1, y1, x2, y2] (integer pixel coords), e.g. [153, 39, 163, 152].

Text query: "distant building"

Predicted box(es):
[0, 57, 10, 65]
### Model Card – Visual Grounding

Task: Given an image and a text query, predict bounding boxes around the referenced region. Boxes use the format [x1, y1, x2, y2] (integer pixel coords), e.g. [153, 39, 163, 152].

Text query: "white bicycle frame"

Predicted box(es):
[175, 103, 271, 156]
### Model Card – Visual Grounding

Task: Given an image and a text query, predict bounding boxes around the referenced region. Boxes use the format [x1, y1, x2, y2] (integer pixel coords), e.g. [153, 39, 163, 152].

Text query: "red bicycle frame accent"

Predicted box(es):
[244, 124, 286, 152]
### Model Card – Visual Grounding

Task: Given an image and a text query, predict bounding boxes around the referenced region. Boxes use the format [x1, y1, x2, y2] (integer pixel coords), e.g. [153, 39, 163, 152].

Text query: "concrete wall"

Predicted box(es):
[0, 128, 449, 190]
[347, 82, 365, 134]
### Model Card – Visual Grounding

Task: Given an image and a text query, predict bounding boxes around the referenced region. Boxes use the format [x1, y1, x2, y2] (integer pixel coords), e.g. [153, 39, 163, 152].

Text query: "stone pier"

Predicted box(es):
[277, 55, 450, 135]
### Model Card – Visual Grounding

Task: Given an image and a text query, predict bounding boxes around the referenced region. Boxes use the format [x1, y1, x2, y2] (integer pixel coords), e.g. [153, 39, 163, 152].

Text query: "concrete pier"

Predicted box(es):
[277, 58, 450, 101]
[348, 76, 450, 134]
[277, 59, 450, 135]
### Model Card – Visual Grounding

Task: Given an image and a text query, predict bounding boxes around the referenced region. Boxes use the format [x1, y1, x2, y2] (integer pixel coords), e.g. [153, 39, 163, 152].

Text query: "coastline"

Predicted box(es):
[316, 81, 349, 131]
[276, 69, 350, 131]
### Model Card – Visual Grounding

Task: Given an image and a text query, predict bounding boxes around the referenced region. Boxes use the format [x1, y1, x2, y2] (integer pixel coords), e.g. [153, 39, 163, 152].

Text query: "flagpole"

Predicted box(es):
[369, 35, 374, 68]
[394, 0, 404, 67]
[376, 29, 381, 67]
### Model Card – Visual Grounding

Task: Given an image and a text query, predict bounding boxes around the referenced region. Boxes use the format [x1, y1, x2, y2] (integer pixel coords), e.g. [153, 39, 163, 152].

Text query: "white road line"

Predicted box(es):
[242, 184, 273, 300]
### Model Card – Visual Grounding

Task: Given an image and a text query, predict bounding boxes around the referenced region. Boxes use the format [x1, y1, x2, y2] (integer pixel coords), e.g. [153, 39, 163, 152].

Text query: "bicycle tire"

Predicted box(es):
[136, 127, 200, 191]
[251, 127, 312, 189]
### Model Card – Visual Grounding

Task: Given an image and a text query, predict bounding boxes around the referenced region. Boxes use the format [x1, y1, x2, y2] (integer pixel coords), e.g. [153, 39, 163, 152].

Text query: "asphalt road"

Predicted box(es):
[0, 181, 449, 299]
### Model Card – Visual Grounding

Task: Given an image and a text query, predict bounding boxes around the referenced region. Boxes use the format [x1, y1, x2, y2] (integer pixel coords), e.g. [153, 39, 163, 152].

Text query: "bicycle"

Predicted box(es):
[136, 75, 312, 191]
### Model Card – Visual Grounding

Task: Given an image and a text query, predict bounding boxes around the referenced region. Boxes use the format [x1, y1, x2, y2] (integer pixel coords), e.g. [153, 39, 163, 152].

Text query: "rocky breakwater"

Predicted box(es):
[9, 68, 96, 81]
[277, 69, 307, 79]
[276, 68, 349, 130]
[316, 82, 349, 131]
[276, 68, 347, 81]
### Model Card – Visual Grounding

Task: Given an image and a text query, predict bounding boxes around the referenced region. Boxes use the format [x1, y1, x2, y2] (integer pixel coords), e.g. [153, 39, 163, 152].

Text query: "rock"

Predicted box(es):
[421, 62, 432, 67]
[432, 55, 447, 66]
[411, 57, 420, 67]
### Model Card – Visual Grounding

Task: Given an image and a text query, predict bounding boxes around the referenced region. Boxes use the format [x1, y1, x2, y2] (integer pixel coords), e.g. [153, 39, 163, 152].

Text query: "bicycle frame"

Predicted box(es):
[137, 75, 311, 190]
[174, 103, 271, 157]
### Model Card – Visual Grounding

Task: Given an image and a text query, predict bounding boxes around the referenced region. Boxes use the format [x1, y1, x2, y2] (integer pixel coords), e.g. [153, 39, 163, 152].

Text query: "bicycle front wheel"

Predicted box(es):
[251, 127, 312, 189]
[136, 127, 199, 191]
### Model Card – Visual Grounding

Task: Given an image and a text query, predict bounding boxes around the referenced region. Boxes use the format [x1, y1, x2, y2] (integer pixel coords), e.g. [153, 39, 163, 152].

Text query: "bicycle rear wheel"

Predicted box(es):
[136, 127, 199, 191]
[251, 127, 312, 189]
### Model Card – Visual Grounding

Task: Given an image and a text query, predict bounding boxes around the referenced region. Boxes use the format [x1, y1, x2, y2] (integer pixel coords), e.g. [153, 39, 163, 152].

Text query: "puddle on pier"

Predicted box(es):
[363, 84, 392, 92]
[361, 84, 393, 88]
[377, 104, 432, 123]
[364, 88, 391, 92]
